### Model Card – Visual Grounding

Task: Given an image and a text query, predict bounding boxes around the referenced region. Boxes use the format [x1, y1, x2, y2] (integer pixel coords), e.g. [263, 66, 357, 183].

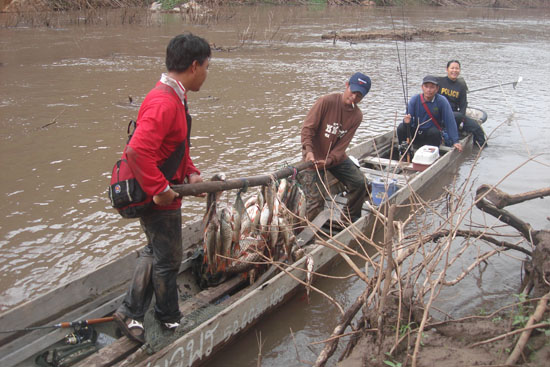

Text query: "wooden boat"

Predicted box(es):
[0, 108, 487, 367]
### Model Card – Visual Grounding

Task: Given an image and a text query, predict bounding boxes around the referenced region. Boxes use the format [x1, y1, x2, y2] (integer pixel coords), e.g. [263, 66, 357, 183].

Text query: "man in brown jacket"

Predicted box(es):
[300, 72, 371, 223]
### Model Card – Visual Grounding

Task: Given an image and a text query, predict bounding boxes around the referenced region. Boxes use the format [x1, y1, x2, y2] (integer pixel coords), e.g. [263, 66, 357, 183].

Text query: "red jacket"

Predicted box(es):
[126, 81, 200, 210]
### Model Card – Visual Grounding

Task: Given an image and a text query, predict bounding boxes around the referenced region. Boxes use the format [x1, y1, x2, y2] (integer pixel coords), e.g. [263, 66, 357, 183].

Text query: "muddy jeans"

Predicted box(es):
[118, 209, 183, 323]
[298, 157, 368, 222]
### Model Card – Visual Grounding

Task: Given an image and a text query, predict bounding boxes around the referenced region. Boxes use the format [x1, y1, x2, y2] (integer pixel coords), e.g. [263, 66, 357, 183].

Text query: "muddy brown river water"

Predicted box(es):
[1, 4, 549, 366]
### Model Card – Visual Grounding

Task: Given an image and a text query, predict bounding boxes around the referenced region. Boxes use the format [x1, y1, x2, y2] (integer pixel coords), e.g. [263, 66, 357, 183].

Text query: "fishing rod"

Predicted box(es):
[401, 5, 408, 104]
[172, 160, 313, 197]
[390, 9, 408, 109]
[390, 9, 413, 162]
[0, 316, 115, 334]
[468, 76, 523, 93]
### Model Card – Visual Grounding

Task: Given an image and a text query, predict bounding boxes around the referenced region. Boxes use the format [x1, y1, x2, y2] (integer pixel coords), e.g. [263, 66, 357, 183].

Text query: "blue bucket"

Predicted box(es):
[371, 178, 397, 206]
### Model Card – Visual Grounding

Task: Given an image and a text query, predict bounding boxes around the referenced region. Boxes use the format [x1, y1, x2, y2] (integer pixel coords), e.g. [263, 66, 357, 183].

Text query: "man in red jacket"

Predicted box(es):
[300, 72, 371, 223]
[114, 33, 210, 344]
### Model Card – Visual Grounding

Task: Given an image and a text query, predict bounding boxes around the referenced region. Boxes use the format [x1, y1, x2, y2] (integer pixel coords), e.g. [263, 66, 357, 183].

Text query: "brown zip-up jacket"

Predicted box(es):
[301, 93, 363, 168]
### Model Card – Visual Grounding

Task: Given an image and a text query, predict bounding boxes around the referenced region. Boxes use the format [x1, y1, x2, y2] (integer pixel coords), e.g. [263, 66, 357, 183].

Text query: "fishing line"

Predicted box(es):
[401, 5, 409, 104]
[390, 9, 408, 110]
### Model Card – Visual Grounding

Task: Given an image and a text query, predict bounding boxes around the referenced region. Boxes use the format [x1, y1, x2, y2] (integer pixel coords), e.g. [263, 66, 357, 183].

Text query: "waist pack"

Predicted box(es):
[109, 154, 153, 219]
[108, 120, 186, 219]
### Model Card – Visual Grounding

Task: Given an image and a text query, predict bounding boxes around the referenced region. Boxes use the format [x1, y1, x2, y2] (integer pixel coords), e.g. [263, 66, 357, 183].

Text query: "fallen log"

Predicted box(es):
[476, 184, 550, 209]
[321, 27, 481, 42]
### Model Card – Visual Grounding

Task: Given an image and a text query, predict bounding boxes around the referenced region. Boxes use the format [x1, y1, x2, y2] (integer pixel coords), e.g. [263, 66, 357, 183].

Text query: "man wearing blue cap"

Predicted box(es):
[300, 72, 371, 223]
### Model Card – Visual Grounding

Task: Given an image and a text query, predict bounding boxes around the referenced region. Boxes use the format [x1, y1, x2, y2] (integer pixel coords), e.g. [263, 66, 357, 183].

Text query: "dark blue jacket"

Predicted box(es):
[406, 93, 459, 144]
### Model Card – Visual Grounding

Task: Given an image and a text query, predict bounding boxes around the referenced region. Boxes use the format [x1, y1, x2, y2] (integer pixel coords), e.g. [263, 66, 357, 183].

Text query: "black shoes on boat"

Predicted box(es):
[114, 312, 145, 344]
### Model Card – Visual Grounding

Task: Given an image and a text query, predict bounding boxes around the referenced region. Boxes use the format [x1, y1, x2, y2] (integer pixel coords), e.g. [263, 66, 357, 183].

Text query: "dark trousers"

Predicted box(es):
[299, 157, 368, 222]
[118, 209, 183, 323]
[453, 111, 486, 147]
[397, 122, 441, 147]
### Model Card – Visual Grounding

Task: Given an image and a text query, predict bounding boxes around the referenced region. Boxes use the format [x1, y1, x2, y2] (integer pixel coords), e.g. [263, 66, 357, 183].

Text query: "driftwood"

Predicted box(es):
[477, 184, 550, 209]
[171, 161, 312, 197]
[506, 292, 550, 365]
[475, 185, 550, 244]
[475, 185, 550, 361]
[313, 287, 370, 367]
[321, 27, 481, 42]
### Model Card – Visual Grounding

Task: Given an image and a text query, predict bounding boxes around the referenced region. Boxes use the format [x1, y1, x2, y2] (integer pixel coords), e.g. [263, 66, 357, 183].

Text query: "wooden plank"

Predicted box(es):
[360, 167, 410, 187]
[74, 338, 141, 367]
[296, 208, 333, 247]
[361, 156, 414, 171]
[348, 130, 395, 159]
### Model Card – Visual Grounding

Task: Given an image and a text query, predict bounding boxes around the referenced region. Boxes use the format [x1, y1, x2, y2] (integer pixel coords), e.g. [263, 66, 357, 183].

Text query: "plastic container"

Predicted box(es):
[371, 178, 397, 206]
[412, 145, 439, 171]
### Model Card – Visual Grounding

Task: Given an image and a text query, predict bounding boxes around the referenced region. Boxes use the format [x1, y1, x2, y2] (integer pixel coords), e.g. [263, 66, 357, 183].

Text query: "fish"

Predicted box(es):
[240, 207, 253, 241]
[260, 180, 276, 236]
[278, 214, 292, 258]
[294, 185, 307, 228]
[244, 194, 257, 209]
[203, 208, 220, 274]
[292, 246, 305, 262]
[230, 191, 246, 256]
[256, 188, 265, 211]
[245, 203, 261, 236]
[205, 173, 226, 214]
[225, 235, 266, 275]
[284, 179, 298, 209]
[219, 206, 232, 272]
[259, 202, 271, 237]
[202, 173, 226, 274]
[305, 255, 314, 302]
[276, 178, 288, 204]
[269, 197, 280, 250]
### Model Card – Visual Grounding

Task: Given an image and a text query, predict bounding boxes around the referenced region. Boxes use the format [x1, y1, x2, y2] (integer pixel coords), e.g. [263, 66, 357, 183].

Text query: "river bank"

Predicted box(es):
[2, 0, 550, 14]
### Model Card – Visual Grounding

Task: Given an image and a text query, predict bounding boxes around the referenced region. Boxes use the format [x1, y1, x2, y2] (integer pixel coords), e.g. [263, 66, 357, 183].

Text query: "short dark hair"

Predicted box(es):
[446, 59, 461, 68]
[166, 33, 211, 73]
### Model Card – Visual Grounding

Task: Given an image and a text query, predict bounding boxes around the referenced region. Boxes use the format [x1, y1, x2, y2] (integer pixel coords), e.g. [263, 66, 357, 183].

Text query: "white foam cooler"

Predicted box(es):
[412, 145, 439, 171]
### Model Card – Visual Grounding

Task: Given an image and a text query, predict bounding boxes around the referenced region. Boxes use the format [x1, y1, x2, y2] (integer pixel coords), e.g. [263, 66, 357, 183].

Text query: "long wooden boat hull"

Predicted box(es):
[0, 108, 487, 367]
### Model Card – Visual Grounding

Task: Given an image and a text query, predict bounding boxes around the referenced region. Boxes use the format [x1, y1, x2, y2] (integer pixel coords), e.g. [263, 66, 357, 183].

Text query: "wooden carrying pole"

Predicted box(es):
[171, 161, 313, 197]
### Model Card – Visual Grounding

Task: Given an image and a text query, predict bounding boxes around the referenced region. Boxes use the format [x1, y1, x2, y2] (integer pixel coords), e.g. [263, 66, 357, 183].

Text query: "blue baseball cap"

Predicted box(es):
[349, 72, 371, 97]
